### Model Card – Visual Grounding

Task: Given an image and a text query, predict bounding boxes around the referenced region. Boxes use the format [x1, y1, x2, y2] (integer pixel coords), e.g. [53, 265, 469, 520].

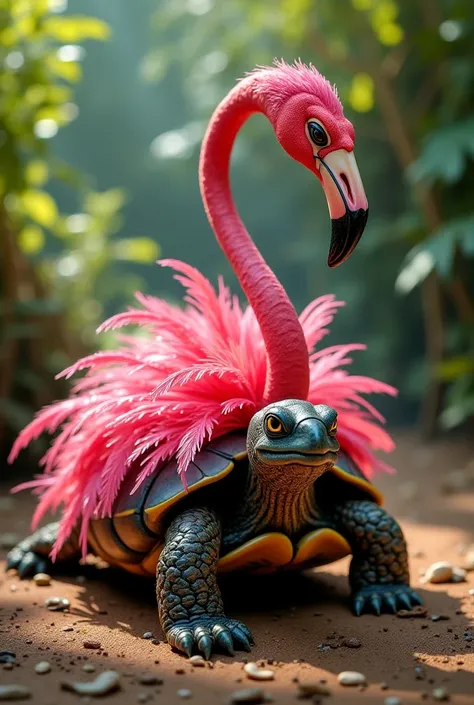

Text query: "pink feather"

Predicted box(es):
[8, 260, 396, 557]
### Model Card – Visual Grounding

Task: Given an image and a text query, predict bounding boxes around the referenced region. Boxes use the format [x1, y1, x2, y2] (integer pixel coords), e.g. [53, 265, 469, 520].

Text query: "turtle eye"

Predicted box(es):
[265, 414, 286, 436]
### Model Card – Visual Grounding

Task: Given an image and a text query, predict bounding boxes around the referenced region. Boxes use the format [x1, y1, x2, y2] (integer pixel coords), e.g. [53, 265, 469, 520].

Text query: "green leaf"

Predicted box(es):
[25, 160, 49, 186]
[43, 16, 111, 42]
[85, 188, 127, 218]
[114, 237, 160, 263]
[18, 225, 45, 255]
[437, 356, 474, 381]
[408, 118, 474, 185]
[46, 56, 82, 82]
[20, 190, 58, 227]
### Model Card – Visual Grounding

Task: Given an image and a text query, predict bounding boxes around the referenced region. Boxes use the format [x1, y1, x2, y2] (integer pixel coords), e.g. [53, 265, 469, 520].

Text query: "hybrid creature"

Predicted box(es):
[7, 61, 421, 658]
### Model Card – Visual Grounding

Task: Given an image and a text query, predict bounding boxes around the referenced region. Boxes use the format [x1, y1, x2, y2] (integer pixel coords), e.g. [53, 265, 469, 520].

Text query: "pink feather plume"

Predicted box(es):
[8, 260, 397, 558]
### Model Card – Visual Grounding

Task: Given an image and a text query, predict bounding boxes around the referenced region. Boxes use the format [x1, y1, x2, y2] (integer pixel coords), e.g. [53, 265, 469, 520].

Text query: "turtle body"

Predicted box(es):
[8, 400, 421, 659]
[88, 433, 382, 578]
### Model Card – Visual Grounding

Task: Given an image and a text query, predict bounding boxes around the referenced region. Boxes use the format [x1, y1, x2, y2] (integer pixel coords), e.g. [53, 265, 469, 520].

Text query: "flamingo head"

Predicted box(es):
[251, 60, 368, 267]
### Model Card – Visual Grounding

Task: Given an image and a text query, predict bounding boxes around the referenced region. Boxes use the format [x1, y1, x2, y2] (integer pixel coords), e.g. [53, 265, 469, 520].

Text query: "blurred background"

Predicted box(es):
[1, 0, 473, 471]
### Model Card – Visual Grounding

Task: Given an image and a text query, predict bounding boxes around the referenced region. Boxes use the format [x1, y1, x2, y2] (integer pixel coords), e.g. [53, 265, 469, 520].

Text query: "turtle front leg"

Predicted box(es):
[157, 506, 253, 659]
[7, 522, 80, 578]
[330, 500, 422, 616]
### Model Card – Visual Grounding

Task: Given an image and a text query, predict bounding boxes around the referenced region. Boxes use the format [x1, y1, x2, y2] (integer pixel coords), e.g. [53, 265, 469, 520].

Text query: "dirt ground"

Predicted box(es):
[1, 432, 474, 704]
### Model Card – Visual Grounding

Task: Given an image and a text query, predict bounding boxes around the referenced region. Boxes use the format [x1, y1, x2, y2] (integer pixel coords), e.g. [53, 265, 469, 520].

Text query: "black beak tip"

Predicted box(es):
[328, 208, 369, 268]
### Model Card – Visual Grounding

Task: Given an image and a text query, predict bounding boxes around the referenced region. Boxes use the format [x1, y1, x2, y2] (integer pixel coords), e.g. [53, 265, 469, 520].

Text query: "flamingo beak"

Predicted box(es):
[316, 149, 369, 268]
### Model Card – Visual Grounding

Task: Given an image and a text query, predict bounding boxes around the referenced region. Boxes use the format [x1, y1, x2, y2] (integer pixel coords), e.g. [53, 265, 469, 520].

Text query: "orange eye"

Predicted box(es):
[266, 415, 283, 434]
[329, 420, 338, 434]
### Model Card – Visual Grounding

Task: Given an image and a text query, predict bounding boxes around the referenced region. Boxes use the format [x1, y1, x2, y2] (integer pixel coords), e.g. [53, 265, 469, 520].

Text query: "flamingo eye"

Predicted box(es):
[265, 415, 285, 436]
[307, 120, 329, 147]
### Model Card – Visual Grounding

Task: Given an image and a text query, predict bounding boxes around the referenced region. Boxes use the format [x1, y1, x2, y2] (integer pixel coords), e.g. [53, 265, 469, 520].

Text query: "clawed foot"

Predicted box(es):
[7, 545, 49, 578]
[353, 584, 422, 616]
[167, 615, 254, 659]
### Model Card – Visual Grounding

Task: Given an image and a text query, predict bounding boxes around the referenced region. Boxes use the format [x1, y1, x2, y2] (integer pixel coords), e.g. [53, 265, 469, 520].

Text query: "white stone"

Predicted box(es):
[337, 671, 366, 686]
[421, 561, 454, 584]
[34, 661, 51, 674]
[244, 662, 275, 681]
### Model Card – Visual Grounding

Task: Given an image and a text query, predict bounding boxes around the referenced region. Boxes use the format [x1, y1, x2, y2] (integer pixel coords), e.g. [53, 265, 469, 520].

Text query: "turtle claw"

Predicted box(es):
[215, 628, 235, 656]
[198, 634, 213, 661]
[168, 616, 252, 659]
[384, 593, 398, 614]
[231, 626, 253, 652]
[352, 584, 423, 616]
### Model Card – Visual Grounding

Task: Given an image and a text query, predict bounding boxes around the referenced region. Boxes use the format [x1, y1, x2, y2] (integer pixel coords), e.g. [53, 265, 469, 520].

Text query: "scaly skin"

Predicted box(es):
[6, 522, 80, 577]
[156, 507, 253, 658]
[329, 499, 422, 615]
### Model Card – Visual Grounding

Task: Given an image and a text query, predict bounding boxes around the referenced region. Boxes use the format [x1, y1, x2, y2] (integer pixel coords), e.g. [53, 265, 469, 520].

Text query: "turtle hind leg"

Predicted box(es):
[6, 522, 80, 578]
[330, 499, 422, 616]
[157, 506, 254, 659]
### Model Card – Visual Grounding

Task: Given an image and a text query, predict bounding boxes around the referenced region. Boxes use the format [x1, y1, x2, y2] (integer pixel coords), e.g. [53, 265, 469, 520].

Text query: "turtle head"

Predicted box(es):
[247, 400, 339, 490]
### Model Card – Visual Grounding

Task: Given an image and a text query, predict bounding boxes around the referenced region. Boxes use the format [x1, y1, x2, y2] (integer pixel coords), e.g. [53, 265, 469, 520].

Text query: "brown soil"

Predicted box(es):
[1, 432, 474, 704]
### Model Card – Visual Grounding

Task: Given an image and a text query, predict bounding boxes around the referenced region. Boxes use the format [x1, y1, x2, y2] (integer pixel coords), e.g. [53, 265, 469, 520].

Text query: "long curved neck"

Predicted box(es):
[199, 81, 309, 403]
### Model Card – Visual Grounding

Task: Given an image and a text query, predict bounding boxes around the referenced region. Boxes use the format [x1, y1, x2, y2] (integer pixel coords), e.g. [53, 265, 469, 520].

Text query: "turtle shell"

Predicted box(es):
[86, 433, 382, 577]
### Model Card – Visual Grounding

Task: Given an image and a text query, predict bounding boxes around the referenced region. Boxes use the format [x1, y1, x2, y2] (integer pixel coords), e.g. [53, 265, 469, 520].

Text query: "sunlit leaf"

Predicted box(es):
[85, 189, 127, 218]
[348, 73, 374, 112]
[21, 190, 58, 227]
[396, 249, 434, 293]
[114, 237, 160, 263]
[376, 22, 404, 45]
[43, 16, 111, 42]
[25, 160, 49, 186]
[18, 225, 45, 255]
[437, 356, 474, 381]
[46, 56, 82, 82]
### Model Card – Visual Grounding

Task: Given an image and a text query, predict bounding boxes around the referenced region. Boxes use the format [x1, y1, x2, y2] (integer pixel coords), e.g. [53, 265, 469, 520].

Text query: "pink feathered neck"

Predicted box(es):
[9, 260, 396, 558]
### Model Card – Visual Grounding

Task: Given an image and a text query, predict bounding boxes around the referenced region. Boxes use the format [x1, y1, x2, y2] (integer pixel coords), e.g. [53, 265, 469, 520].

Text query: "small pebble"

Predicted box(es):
[384, 698, 401, 705]
[432, 688, 449, 701]
[142, 632, 153, 640]
[83, 641, 101, 650]
[0, 653, 16, 665]
[337, 671, 366, 686]
[138, 675, 161, 686]
[343, 637, 361, 648]
[177, 690, 192, 699]
[244, 662, 274, 681]
[34, 662, 51, 674]
[297, 682, 331, 697]
[422, 561, 453, 584]
[2, 664, 14, 672]
[61, 670, 120, 696]
[189, 655, 206, 667]
[452, 567, 466, 583]
[228, 688, 271, 704]
[468, 588, 474, 596]
[0, 685, 31, 701]
[431, 614, 449, 622]
[82, 664, 96, 673]
[45, 597, 70, 611]
[9, 585, 17, 592]
[33, 573, 51, 587]
[396, 606, 427, 619]
[137, 695, 149, 704]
